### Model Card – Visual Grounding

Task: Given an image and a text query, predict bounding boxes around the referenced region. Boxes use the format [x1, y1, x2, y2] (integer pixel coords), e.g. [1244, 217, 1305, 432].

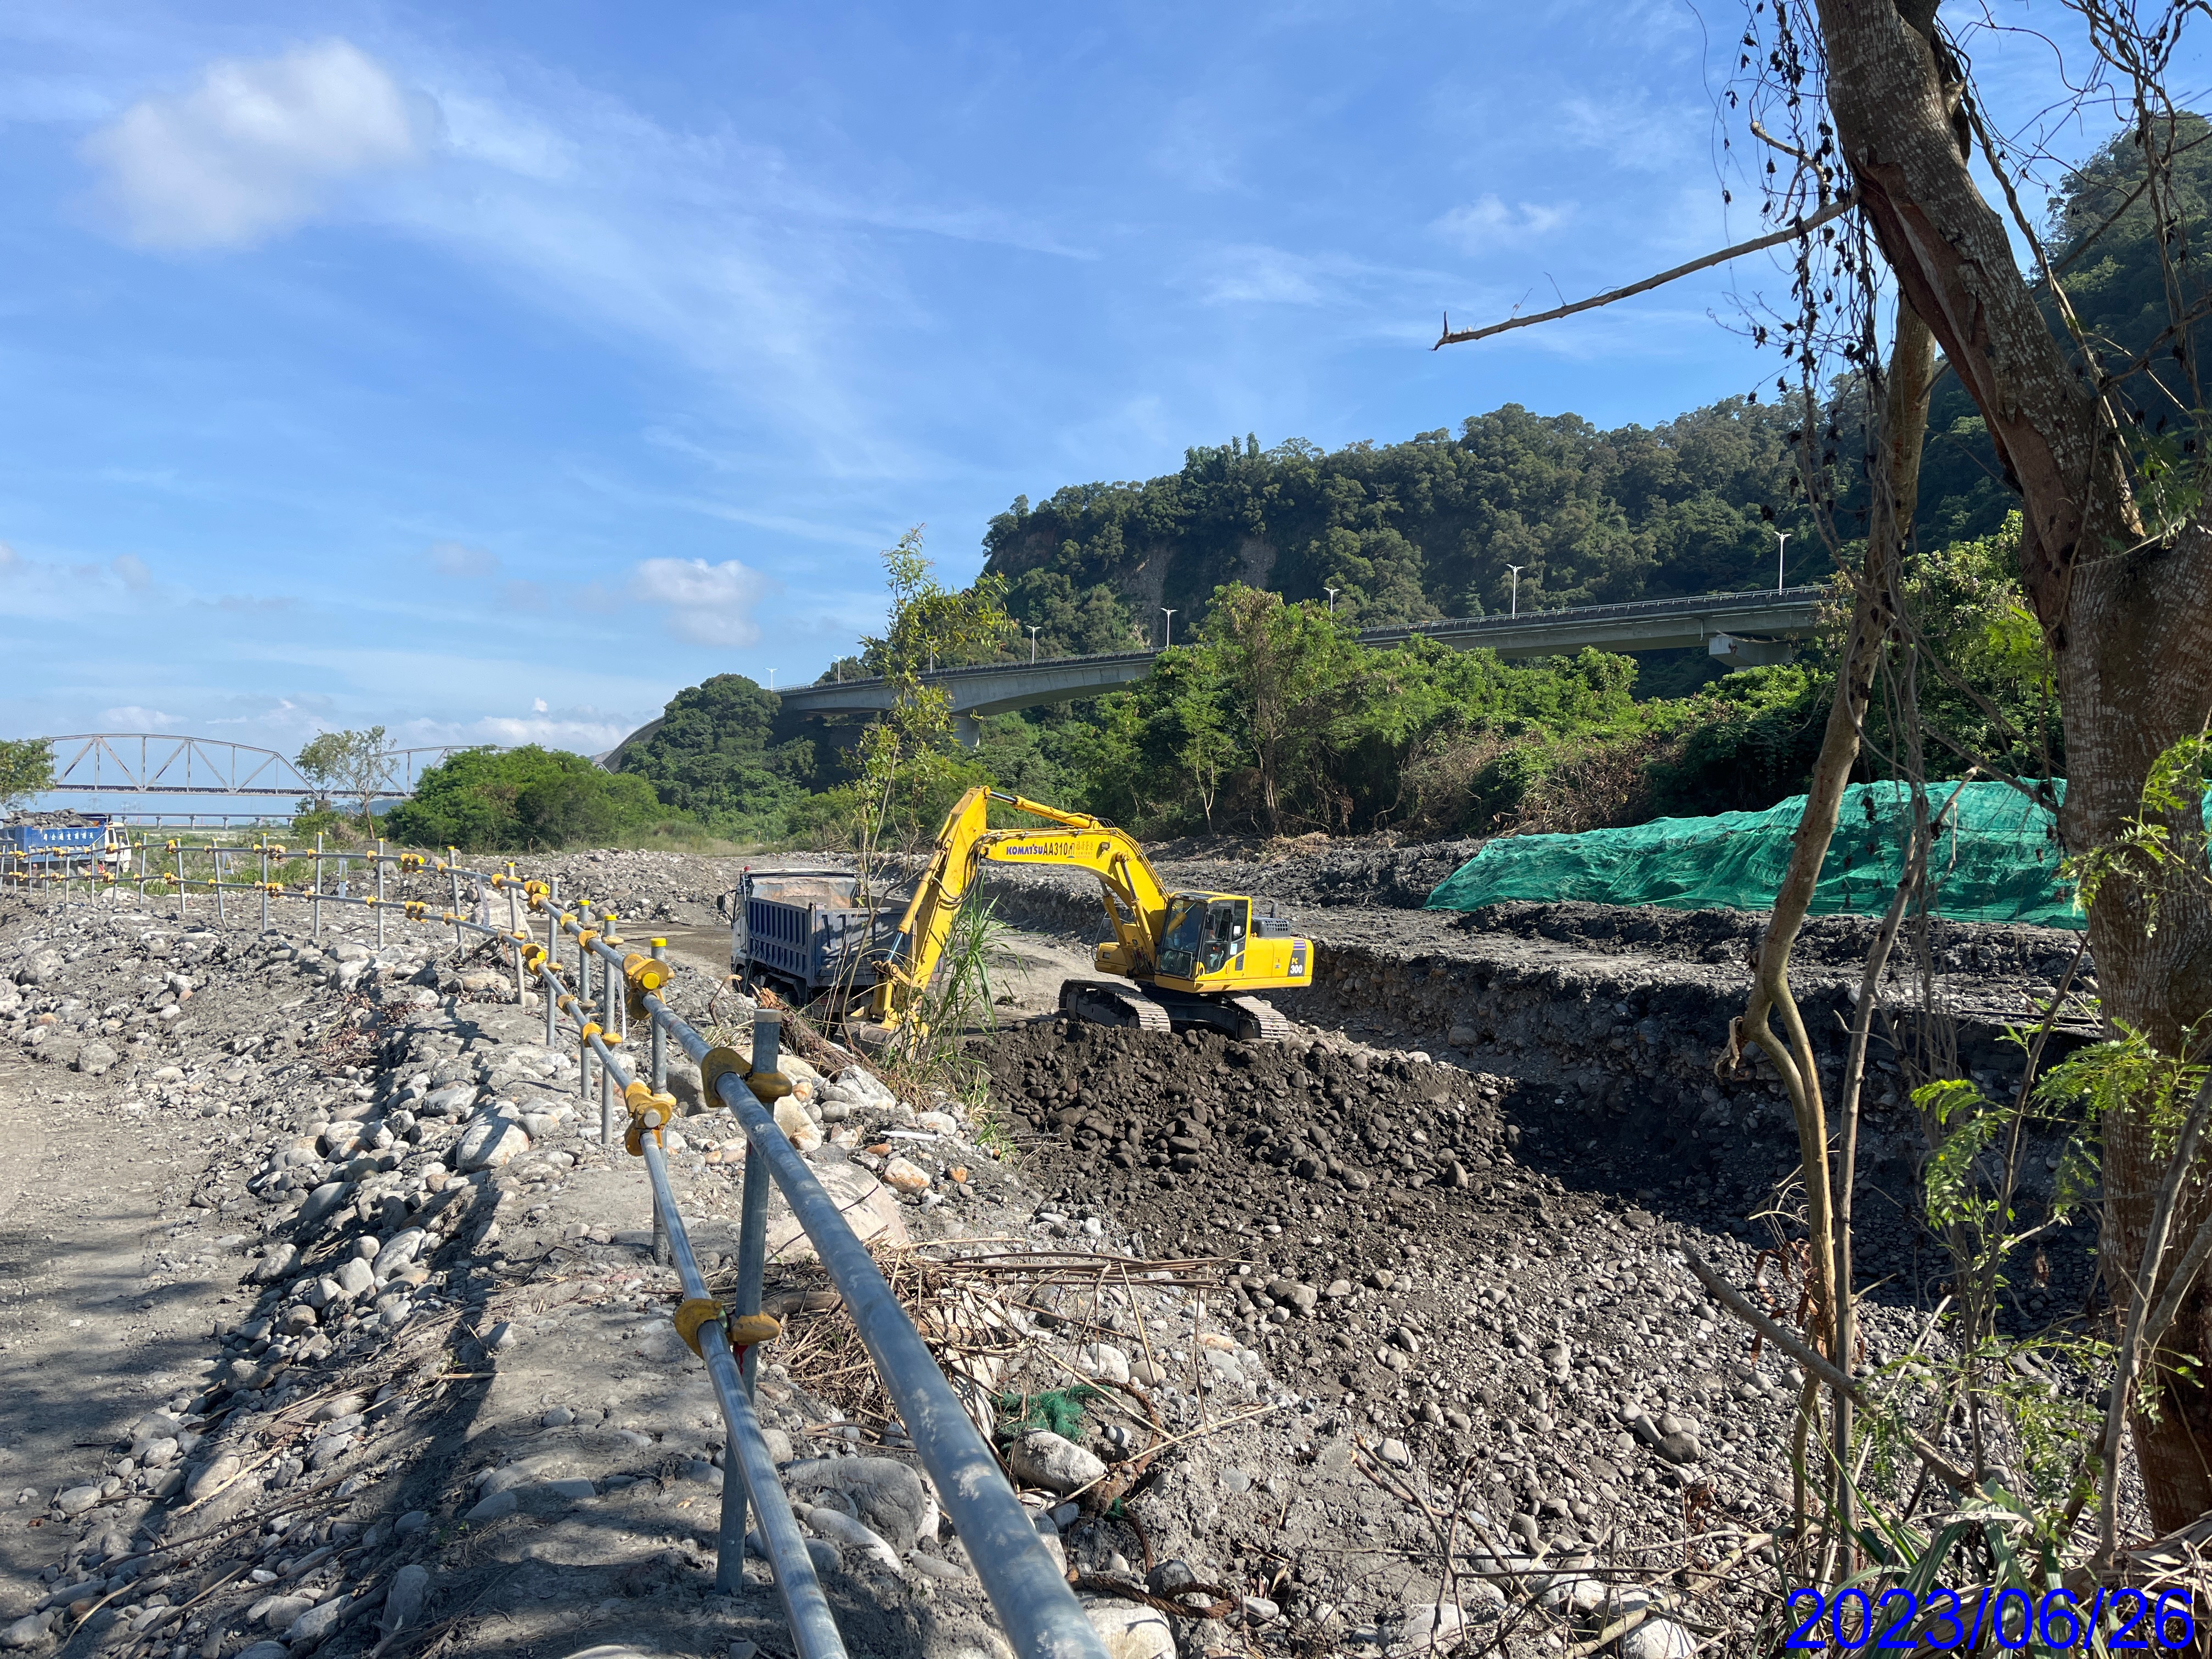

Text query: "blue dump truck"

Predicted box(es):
[1, 815, 127, 867]
[728, 868, 901, 1006]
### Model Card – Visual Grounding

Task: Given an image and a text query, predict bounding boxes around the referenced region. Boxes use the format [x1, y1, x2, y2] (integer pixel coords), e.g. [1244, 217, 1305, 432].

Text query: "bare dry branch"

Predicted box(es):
[1432, 193, 1858, 348]
[1679, 1245, 1977, 1492]
[1750, 120, 1837, 199]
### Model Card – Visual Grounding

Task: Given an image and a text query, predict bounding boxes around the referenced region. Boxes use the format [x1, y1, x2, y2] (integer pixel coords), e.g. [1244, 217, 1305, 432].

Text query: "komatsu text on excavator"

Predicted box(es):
[860, 787, 1313, 1044]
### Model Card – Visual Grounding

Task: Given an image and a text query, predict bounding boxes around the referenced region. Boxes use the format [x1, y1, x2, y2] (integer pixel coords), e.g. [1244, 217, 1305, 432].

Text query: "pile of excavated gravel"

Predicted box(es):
[1137, 833, 1490, 912]
[965, 851, 2095, 1156]
[971, 1016, 2106, 1592]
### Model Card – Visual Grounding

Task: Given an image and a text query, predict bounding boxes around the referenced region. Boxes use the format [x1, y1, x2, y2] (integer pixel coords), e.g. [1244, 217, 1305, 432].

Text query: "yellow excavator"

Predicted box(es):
[861, 787, 1313, 1044]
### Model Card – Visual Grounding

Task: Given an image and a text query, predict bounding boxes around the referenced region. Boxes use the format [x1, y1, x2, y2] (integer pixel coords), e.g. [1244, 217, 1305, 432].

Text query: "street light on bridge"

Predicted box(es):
[1159, 608, 1176, 648]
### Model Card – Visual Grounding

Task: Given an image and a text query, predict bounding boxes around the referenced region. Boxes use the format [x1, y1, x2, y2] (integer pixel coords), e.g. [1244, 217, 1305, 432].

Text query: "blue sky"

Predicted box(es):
[0, 1, 2160, 771]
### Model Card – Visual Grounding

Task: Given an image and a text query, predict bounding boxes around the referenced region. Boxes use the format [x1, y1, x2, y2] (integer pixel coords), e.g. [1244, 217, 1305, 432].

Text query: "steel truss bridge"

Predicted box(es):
[35, 735, 498, 801]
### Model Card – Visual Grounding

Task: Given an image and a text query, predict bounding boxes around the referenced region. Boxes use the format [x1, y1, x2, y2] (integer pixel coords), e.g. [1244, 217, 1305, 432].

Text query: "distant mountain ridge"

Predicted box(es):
[977, 402, 1876, 660]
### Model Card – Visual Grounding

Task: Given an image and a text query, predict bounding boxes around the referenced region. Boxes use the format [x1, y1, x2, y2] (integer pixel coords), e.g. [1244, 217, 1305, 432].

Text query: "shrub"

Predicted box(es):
[385, 746, 679, 851]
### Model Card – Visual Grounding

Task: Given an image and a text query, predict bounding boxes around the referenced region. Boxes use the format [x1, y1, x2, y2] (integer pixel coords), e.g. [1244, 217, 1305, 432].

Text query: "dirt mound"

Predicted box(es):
[1146, 833, 1488, 911]
[970, 1015, 2097, 1552]
[1448, 899, 2085, 979]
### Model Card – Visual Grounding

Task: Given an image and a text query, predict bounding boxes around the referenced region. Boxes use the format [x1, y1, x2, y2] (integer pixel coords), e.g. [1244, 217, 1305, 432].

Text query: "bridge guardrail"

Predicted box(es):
[2, 841, 1111, 1659]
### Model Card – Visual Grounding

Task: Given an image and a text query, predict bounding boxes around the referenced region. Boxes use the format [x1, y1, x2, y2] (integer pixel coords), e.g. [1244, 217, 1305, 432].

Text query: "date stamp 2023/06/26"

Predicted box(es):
[1784, 1586, 2193, 1650]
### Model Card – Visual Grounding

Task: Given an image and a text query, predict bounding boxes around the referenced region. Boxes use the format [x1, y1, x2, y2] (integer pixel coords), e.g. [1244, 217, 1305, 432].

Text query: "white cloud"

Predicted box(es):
[428, 540, 500, 578]
[98, 704, 182, 730]
[82, 40, 431, 249]
[0, 541, 167, 617]
[1194, 245, 1328, 306]
[435, 91, 577, 182]
[1431, 195, 1573, 251]
[630, 557, 765, 647]
[1558, 93, 1697, 174]
[471, 713, 633, 753]
[393, 708, 637, 754]
[200, 695, 343, 743]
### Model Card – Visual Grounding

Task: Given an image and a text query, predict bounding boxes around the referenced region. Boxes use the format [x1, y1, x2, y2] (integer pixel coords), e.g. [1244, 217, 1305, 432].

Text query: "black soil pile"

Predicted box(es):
[1145, 833, 1488, 911]
[972, 1017, 2100, 1549]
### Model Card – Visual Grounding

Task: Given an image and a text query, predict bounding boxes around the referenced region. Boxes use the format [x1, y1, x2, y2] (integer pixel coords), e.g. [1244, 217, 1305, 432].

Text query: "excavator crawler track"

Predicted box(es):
[1059, 979, 1176, 1033]
[1224, 994, 1299, 1043]
[1057, 979, 1296, 1043]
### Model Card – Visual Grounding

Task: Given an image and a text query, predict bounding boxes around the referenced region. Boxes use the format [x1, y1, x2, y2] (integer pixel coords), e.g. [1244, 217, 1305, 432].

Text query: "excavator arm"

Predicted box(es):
[865, 787, 1174, 1033]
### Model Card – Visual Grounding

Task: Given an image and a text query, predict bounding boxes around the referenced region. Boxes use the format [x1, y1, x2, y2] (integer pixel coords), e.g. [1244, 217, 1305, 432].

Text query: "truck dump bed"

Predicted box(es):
[731, 870, 901, 1000]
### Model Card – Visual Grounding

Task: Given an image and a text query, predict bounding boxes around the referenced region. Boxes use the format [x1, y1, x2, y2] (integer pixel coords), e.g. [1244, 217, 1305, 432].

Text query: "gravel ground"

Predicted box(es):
[0, 829, 2126, 1659]
[0, 887, 1066, 1659]
[974, 1014, 2086, 1519]
[10, 880, 1792, 1659]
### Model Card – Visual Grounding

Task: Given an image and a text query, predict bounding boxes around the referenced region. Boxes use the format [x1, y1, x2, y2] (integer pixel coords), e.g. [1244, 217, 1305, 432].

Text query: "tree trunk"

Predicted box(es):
[1815, 0, 2212, 1531]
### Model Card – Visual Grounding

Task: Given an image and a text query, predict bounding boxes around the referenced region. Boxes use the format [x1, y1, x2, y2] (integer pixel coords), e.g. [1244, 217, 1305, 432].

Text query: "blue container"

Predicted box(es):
[1, 821, 116, 862]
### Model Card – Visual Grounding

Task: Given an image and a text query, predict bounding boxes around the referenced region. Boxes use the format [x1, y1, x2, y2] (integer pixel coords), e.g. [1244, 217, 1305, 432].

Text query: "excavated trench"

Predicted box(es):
[969, 864, 2101, 1327]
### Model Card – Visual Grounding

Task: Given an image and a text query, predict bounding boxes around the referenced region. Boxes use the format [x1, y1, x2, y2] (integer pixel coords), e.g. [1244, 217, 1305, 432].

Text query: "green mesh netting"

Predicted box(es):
[1425, 780, 2083, 928]
[995, 1386, 1102, 1438]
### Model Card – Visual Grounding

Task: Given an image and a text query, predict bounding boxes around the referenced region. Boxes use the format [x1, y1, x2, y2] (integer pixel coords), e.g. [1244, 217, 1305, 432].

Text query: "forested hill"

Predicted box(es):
[980, 396, 2032, 655]
[982, 116, 2212, 657]
[984, 402, 1831, 653]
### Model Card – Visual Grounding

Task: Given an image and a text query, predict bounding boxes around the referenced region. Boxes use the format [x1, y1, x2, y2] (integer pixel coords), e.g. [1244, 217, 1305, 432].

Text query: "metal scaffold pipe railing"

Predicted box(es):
[511, 896, 1110, 1659]
[638, 990, 1111, 1659]
[0, 839, 1113, 1659]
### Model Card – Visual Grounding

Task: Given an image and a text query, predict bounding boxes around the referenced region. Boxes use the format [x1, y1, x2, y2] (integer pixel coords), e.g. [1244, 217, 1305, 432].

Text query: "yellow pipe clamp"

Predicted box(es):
[623, 952, 671, 1018]
[673, 1299, 782, 1360]
[622, 1079, 680, 1154]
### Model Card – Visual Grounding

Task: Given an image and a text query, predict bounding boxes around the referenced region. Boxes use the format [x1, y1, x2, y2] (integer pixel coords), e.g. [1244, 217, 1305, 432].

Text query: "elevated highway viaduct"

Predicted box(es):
[775, 586, 1824, 743]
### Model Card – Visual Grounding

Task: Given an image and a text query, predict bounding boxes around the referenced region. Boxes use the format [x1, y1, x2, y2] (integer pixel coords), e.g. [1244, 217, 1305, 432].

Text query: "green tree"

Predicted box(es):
[850, 528, 1013, 852]
[861, 526, 1013, 685]
[1886, 512, 2056, 783]
[1184, 585, 1371, 834]
[1000, 567, 1135, 656]
[386, 746, 672, 851]
[981, 398, 1818, 652]
[295, 726, 388, 827]
[0, 738, 54, 812]
[614, 674, 802, 839]
[1313, 526, 1436, 625]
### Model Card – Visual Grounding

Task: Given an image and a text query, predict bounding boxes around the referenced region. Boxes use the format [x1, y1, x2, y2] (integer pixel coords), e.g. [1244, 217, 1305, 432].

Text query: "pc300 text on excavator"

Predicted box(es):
[855, 787, 1314, 1047]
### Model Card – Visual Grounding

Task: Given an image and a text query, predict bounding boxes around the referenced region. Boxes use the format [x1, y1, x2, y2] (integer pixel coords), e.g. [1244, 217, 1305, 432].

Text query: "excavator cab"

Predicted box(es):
[1156, 893, 1251, 984]
[1156, 895, 1203, 979]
